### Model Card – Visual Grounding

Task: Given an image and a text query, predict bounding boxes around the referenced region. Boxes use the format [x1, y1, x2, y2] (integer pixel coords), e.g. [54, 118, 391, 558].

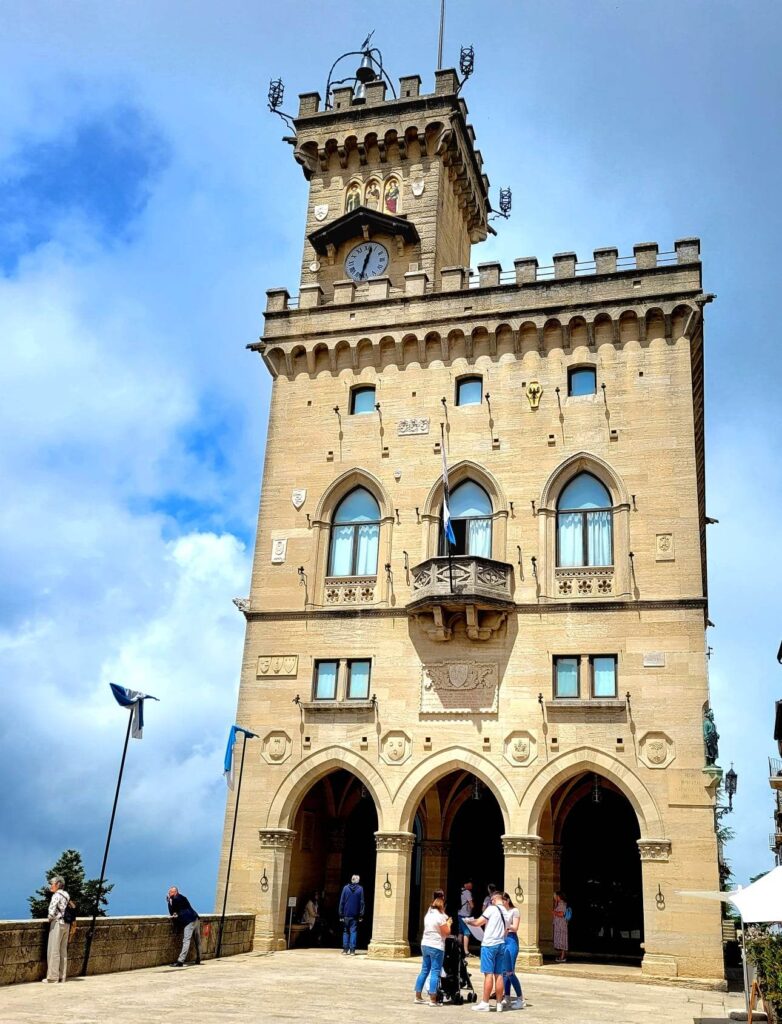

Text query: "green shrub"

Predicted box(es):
[745, 930, 782, 1023]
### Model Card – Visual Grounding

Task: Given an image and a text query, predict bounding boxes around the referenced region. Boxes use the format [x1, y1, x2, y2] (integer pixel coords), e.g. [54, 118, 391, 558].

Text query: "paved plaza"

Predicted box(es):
[0, 949, 747, 1024]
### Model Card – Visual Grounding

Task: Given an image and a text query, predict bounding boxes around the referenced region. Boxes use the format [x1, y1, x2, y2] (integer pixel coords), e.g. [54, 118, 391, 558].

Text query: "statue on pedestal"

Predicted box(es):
[703, 708, 720, 766]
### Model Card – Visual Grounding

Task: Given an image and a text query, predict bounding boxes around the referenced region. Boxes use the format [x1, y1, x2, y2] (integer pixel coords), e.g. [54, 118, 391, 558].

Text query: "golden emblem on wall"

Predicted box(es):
[526, 381, 542, 410]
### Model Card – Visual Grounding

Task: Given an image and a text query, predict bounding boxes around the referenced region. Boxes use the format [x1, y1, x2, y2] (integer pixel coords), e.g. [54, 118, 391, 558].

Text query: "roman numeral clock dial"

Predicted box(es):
[344, 241, 389, 281]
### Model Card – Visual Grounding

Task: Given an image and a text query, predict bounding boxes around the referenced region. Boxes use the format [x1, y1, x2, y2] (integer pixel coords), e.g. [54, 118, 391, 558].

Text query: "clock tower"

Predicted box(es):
[219, 50, 725, 987]
[291, 67, 491, 304]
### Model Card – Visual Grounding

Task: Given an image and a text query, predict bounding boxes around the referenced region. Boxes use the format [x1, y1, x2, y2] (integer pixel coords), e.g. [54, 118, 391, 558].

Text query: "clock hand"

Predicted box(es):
[360, 249, 372, 279]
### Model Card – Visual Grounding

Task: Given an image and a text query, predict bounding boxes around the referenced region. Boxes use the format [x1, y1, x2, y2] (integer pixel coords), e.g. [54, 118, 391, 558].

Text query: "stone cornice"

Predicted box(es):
[244, 597, 707, 622]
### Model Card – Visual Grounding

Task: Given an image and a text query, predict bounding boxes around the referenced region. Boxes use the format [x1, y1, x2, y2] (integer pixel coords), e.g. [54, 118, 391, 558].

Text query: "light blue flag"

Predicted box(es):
[441, 432, 456, 547]
[109, 683, 159, 739]
[224, 725, 258, 789]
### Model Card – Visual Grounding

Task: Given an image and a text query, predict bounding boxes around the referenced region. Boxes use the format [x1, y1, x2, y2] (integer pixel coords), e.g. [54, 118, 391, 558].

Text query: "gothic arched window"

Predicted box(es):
[556, 473, 613, 567]
[328, 487, 381, 576]
[440, 480, 492, 557]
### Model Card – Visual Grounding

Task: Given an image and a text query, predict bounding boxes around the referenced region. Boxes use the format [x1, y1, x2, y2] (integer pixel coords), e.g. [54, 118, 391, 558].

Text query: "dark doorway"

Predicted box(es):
[407, 813, 424, 947]
[340, 795, 378, 949]
[446, 783, 505, 924]
[559, 784, 643, 960]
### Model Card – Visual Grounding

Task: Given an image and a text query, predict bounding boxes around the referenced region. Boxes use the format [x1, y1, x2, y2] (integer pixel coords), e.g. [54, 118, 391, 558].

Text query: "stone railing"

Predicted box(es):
[410, 556, 513, 604]
[554, 565, 614, 597]
[0, 913, 255, 986]
[324, 576, 377, 605]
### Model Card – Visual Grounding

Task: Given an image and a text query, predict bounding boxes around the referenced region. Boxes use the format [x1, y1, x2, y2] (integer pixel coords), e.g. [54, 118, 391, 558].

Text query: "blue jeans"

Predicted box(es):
[415, 945, 445, 996]
[503, 933, 522, 998]
[342, 917, 359, 952]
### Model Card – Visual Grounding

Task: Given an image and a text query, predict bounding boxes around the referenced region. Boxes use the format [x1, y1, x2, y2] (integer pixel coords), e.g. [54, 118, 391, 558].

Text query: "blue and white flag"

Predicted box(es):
[224, 725, 257, 789]
[441, 426, 456, 547]
[109, 683, 159, 739]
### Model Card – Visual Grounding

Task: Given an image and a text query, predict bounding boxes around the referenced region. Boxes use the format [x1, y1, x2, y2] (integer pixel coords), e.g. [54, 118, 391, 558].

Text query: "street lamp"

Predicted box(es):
[725, 763, 738, 811]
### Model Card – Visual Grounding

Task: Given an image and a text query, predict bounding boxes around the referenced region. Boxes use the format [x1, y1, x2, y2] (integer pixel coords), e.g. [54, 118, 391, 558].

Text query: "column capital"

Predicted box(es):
[375, 831, 416, 853]
[637, 838, 672, 862]
[258, 828, 296, 850]
[539, 843, 563, 862]
[502, 834, 542, 857]
[420, 839, 451, 857]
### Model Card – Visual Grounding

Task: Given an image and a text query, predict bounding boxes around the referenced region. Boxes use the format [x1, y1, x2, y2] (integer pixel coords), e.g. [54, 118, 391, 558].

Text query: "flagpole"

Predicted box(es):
[216, 731, 249, 959]
[81, 710, 133, 976]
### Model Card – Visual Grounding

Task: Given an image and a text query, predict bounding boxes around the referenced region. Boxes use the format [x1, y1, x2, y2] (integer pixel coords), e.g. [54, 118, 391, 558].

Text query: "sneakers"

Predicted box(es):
[170, 961, 184, 968]
[496, 1001, 507, 1013]
[414, 996, 425, 1005]
[511, 999, 525, 1010]
[471, 1002, 492, 1012]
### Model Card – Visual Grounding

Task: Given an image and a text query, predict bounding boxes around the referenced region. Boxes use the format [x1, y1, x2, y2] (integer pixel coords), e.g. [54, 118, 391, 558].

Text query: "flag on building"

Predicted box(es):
[224, 725, 257, 789]
[109, 683, 159, 739]
[441, 426, 456, 547]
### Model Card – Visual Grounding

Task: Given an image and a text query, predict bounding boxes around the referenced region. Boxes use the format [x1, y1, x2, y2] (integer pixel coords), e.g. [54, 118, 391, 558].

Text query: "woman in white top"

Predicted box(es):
[414, 893, 452, 1006]
[501, 892, 524, 1009]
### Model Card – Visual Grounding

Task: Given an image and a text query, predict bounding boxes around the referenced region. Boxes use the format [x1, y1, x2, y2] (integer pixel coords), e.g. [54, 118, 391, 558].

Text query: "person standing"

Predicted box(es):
[414, 893, 451, 1005]
[466, 890, 509, 1012]
[481, 883, 498, 912]
[552, 891, 569, 963]
[42, 876, 70, 983]
[338, 874, 365, 955]
[501, 893, 525, 1010]
[167, 886, 202, 967]
[458, 881, 474, 957]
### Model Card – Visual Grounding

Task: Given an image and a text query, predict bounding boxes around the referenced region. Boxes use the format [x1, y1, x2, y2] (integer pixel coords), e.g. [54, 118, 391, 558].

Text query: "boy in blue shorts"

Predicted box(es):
[466, 889, 508, 1012]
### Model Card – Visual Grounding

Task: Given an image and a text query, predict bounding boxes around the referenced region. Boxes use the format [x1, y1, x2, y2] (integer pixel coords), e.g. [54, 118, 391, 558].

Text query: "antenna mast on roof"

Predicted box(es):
[437, 0, 446, 70]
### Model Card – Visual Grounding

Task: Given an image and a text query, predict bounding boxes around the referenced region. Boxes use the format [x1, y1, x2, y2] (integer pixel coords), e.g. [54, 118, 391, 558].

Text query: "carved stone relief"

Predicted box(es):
[504, 730, 538, 767]
[292, 489, 307, 509]
[313, 204, 329, 222]
[397, 417, 430, 436]
[656, 533, 675, 561]
[421, 662, 499, 714]
[639, 731, 675, 769]
[271, 538, 287, 564]
[526, 381, 542, 410]
[380, 730, 412, 765]
[262, 730, 292, 764]
[637, 839, 672, 862]
[257, 655, 299, 677]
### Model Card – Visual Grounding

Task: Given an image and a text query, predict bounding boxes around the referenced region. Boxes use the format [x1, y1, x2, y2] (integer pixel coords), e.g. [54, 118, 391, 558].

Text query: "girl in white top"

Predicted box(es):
[414, 894, 452, 1006]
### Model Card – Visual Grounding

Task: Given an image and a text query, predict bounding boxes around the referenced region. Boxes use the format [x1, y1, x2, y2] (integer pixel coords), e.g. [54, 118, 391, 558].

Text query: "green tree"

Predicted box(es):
[29, 849, 113, 919]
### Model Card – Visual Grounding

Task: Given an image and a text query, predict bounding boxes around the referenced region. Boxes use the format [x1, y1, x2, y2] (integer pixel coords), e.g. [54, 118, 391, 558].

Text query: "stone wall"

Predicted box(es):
[0, 914, 255, 986]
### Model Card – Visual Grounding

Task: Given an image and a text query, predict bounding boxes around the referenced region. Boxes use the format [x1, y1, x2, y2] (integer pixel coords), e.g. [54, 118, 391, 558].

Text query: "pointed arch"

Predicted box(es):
[266, 745, 391, 830]
[539, 451, 629, 511]
[314, 467, 393, 524]
[422, 459, 508, 518]
[518, 746, 664, 840]
[393, 747, 517, 834]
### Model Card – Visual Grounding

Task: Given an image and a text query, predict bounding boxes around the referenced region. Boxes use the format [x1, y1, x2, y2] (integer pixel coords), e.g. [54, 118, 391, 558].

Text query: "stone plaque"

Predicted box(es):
[271, 538, 287, 564]
[398, 417, 430, 436]
[668, 769, 713, 807]
[504, 730, 538, 767]
[313, 204, 329, 222]
[639, 731, 675, 769]
[257, 655, 298, 678]
[262, 730, 292, 765]
[421, 662, 499, 714]
[291, 489, 307, 510]
[655, 533, 675, 561]
[643, 652, 666, 668]
[380, 730, 411, 765]
[410, 178, 425, 197]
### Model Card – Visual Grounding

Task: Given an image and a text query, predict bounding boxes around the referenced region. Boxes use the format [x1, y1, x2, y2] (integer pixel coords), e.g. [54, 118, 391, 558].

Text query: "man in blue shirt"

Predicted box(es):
[338, 874, 365, 955]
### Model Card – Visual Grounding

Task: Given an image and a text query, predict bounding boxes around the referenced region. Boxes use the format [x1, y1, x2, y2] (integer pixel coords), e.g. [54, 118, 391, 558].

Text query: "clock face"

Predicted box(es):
[344, 241, 389, 281]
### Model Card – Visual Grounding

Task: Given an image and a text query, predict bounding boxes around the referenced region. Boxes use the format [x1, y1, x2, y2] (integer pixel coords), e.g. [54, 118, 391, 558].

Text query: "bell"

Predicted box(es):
[355, 52, 376, 84]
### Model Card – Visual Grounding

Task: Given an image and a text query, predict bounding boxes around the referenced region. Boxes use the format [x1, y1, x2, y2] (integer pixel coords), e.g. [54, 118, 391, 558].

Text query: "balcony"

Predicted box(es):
[407, 555, 515, 642]
[770, 832, 782, 853]
[769, 757, 782, 790]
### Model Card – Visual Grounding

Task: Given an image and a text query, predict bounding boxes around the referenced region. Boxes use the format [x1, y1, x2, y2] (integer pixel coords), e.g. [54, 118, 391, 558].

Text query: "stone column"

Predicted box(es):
[637, 839, 679, 979]
[503, 835, 543, 967]
[419, 840, 451, 932]
[538, 843, 562, 956]
[367, 831, 416, 959]
[256, 828, 296, 952]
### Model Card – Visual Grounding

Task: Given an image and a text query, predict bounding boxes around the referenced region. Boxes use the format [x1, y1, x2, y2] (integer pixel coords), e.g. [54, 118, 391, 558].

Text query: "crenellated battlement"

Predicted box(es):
[263, 237, 701, 318]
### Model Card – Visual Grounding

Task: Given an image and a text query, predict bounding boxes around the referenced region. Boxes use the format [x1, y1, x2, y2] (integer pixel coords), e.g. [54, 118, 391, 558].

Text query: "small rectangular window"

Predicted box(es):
[313, 660, 338, 700]
[456, 376, 482, 406]
[554, 656, 580, 698]
[568, 367, 596, 397]
[347, 659, 371, 699]
[591, 655, 617, 697]
[350, 386, 376, 415]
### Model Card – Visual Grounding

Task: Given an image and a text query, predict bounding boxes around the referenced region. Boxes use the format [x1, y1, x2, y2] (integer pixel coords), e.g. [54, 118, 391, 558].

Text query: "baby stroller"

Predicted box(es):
[437, 936, 477, 1004]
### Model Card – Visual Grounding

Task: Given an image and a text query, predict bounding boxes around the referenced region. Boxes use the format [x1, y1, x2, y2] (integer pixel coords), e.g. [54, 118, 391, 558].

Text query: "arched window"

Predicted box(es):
[350, 385, 376, 414]
[568, 365, 596, 397]
[328, 487, 381, 576]
[556, 473, 612, 567]
[456, 375, 482, 406]
[440, 480, 492, 557]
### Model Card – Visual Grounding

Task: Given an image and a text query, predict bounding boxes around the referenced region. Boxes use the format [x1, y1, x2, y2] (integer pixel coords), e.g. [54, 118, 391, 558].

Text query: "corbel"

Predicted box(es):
[394, 234, 405, 256]
[362, 224, 371, 241]
[326, 243, 336, 266]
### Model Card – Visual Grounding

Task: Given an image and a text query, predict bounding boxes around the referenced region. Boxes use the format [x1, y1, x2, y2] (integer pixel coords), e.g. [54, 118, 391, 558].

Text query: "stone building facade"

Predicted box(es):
[217, 66, 724, 986]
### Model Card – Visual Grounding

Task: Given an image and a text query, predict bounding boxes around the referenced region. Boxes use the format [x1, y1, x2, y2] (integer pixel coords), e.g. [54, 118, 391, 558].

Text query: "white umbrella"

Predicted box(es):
[676, 866, 782, 923]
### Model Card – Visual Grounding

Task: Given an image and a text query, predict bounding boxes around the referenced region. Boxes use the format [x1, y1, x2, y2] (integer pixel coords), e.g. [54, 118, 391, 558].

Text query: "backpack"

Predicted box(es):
[564, 907, 573, 923]
[63, 900, 77, 925]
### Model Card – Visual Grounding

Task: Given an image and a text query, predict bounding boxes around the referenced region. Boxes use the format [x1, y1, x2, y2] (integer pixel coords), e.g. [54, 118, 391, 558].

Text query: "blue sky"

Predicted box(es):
[1, 0, 780, 918]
